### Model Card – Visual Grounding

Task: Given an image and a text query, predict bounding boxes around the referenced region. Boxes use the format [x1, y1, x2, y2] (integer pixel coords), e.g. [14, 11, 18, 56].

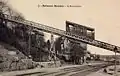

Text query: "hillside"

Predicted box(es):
[0, 42, 37, 72]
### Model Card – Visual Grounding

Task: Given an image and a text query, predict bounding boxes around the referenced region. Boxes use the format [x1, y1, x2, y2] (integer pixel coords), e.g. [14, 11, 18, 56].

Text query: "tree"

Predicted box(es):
[47, 40, 51, 51]
[55, 37, 63, 54]
[0, 1, 46, 62]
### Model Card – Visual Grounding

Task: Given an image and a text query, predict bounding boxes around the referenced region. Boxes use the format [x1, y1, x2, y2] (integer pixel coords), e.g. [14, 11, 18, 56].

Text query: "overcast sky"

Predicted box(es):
[7, 0, 120, 55]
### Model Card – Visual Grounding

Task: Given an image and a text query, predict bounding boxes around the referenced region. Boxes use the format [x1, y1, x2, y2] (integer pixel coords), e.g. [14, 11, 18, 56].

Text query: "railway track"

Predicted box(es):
[16, 63, 110, 76]
[69, 64, 106, 76]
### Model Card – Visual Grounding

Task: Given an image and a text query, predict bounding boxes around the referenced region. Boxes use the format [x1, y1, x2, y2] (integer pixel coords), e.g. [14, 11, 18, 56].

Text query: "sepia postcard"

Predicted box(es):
[0, 0, 120, 76]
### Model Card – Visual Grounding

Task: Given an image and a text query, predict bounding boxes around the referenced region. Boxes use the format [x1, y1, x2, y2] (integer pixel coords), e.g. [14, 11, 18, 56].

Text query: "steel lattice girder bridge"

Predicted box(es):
[0, 14, 120, 53]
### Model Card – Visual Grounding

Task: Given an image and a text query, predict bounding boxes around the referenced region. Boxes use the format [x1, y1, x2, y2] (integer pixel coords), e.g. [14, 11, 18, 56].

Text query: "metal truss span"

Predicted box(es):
[0, 14, 120, 53]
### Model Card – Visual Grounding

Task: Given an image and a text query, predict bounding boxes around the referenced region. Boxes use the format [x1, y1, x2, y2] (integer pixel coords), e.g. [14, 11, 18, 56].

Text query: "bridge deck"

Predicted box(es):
[0, 14, 120, 53]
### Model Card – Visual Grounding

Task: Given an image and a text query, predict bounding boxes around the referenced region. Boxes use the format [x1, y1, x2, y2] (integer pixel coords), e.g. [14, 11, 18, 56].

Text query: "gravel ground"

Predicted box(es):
[87, 65, 120, 76]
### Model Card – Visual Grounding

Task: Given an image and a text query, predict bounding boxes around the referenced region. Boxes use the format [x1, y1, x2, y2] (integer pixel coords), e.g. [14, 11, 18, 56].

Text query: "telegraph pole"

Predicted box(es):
[28, 26, 32, 58]
[114, 46, 117, 76]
